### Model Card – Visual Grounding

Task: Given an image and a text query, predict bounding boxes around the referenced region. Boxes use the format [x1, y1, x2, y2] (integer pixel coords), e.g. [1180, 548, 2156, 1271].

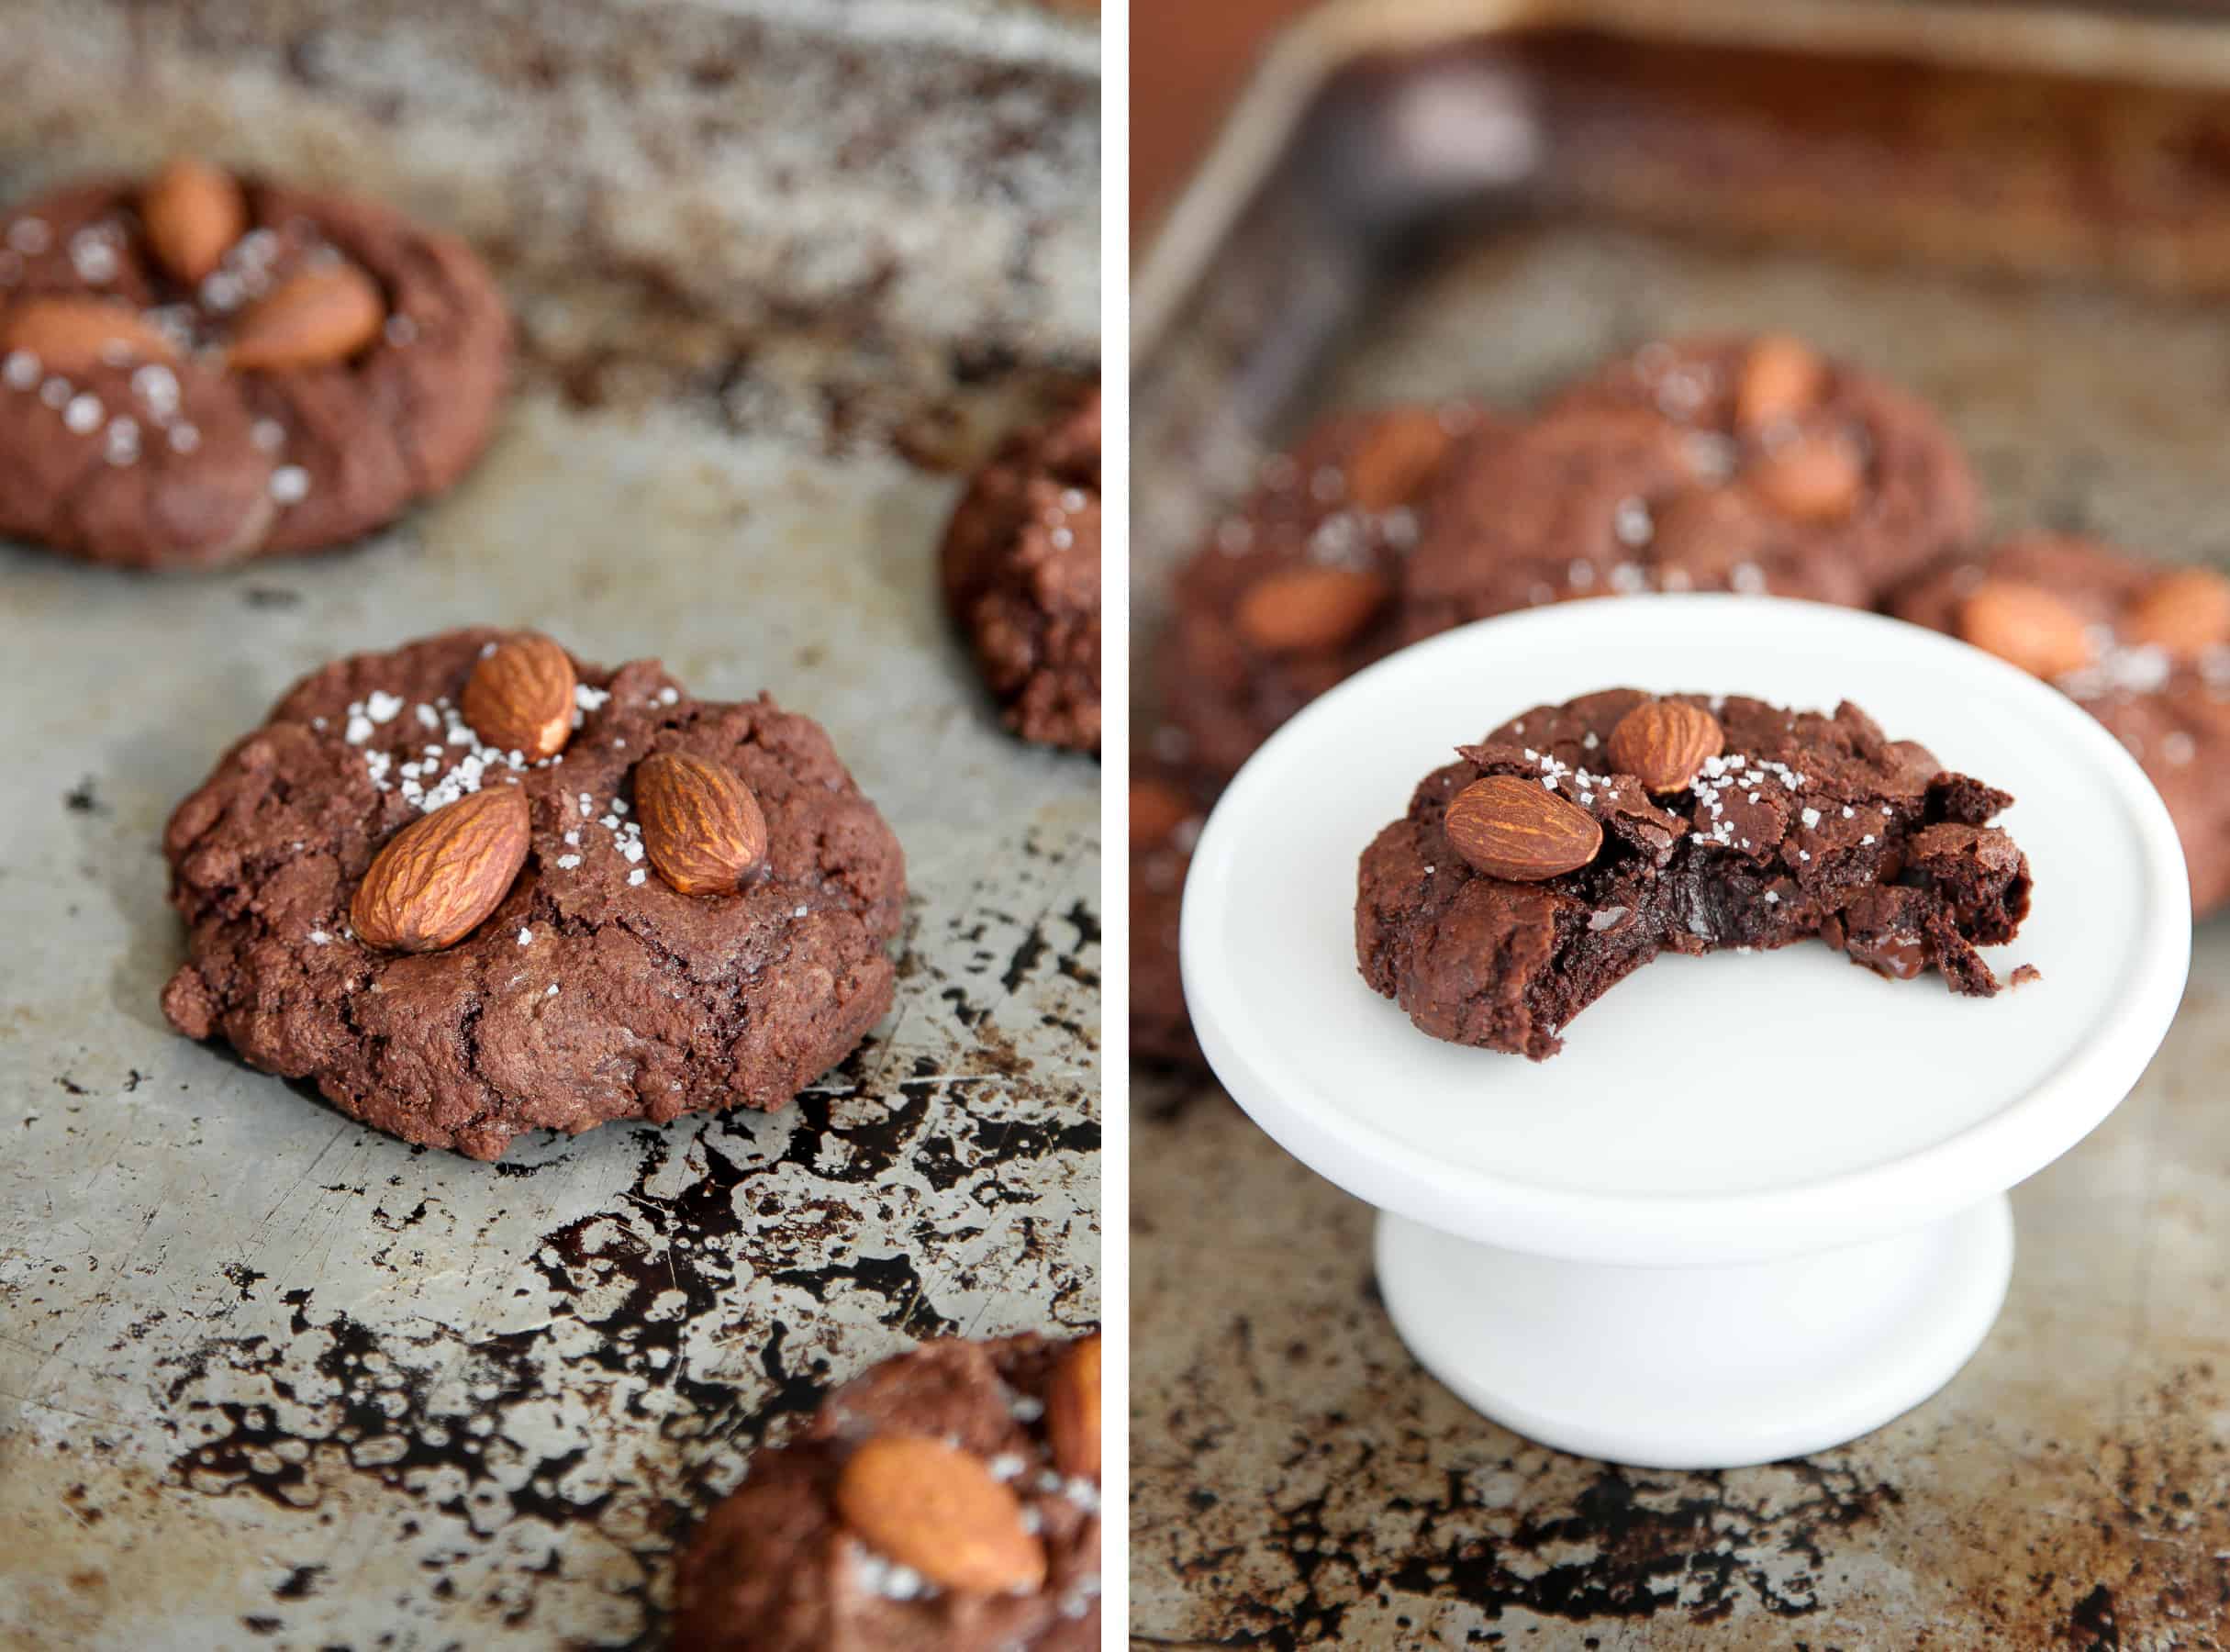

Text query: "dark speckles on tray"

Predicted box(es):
[132, 822, 1097, 1644]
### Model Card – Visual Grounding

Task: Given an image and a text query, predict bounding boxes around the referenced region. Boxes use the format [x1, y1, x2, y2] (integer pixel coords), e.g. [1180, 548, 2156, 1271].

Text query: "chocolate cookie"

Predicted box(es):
[672, 1334, 1102, 1652]
[161, 628, 905, 1160]
[1398, 335, 1979, 638]
[1130, 765, 1210, 1066]
[1159, 404, 1481, 783]
[1357, 690, 2032, 1059]
[0, 157, 508, 569]
[1892, 533, 2230, 914]
[940, 388, 1101, 753]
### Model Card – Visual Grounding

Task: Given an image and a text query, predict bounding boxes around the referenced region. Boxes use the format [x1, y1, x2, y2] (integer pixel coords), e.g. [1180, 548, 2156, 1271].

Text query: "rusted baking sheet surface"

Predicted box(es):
[1132, 7, 2230, 1646]
[0, 2, 1099, 1647]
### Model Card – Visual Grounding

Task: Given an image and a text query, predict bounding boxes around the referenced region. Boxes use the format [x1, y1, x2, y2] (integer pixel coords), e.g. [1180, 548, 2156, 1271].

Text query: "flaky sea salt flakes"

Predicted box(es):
[345, 714, 374, 745]
[39, 376, 71, 408]
[131, 363, 180, 418]
[366, 690, 404, 723]
[1730, 563, 1767, 596]
[168, 422, 200, 453]
[517, 928, 532, 946]
[1613, 497, 1653, 547]
[793, 905, 808, 918]
[546, 982, 559, 996]
[2, 350, 36, 390]
[6, 217, 50, 254]
[200, 271, 243, 311]
[104, 418, 139, 466]
[251, 418, 285, 452]
[1801, 807, 1822, 829]
[69, 230, 117, 284]
[308, 931, 331, 945]
[657, 686, 678, 706]
[270, 465, 310, 504]
[62, 393, 102, 434]
[628, 868, 647, 886]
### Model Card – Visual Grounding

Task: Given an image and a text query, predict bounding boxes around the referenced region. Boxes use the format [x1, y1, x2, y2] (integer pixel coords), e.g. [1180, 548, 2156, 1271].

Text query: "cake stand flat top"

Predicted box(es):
[1182, 597, 2191, 1263]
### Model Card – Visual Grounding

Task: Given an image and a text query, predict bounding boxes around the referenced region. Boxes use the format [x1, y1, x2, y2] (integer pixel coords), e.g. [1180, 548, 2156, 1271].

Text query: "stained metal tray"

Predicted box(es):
[0, 3, 1100, 1647]
[1132, 3, 2230, 1645]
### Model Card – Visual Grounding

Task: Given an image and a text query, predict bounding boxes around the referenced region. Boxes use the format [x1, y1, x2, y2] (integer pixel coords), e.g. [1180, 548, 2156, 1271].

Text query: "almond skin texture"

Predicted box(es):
[1131, 777, 1191, 848]
[1607, 700, 1724, 795]
[1444, 775, 1603, 882]
[1345, 409, 1452, 512]
[834, 1435, 1048, 1595]
[1748, 429, 1863, 520]
[142, 157, 246, 286]
[227, 262, 385, 372]
[635, 753, 769, 897]
[1735, 334, 1826, 430]
[350, 786, 530, 954]
[1046, 1335, 1102, 1481]
[1, 297, 180, 374]
[1233, 565, 1388, 655]
[2122, 567, 2230, 661]
[463, 634, 576, 761]
[1958, 580, 2095, 678]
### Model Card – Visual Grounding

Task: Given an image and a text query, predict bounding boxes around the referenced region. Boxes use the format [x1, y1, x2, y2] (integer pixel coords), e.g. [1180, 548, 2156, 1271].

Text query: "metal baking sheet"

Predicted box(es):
[1132, 4, 2230, 1646]
[0, 3, 1100, 1646]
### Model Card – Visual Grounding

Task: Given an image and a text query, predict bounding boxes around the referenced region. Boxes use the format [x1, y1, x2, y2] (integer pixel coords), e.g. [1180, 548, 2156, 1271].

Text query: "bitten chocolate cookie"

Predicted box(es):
[1398, 335, 1979, 639]
[940, 389, 1100, 753]
[1130, 765, 1210, 1066]
[1358, 690, 2032, 1059]
[0, 157, 508, 569]
[1159, 404, 1480, 783]
[1892, 533, 2230, 914]
[161, 628, 905, 1160]
[672, 1334, 1102, 1652]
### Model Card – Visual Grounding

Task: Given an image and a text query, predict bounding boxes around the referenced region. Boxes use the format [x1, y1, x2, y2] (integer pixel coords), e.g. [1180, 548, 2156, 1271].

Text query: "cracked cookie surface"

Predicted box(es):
[673, 1334, 1102, 1652]
[160, 628, 906, 1160]
[1357, 690, 2032, 1059]
[939, 388, 1101, 753]
[0, 172, 508, 569]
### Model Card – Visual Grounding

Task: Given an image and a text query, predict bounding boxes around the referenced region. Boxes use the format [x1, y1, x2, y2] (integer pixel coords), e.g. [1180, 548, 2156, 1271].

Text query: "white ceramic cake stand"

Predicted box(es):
[1182, 596, 2190, 1469]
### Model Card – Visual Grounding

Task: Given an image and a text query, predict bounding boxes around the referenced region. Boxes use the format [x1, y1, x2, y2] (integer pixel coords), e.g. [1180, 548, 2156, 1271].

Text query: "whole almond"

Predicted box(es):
[1747, 428, 1863, 520]
[1131, 777, 1192, 849]
[1735, 334, 1826, 430]
[1233, 564, 1388, 655]
[226, 262, 385, 372]
[834, 1435, 1048, 1595]
[1345, 408, 1452, 512]
[1, 297, 180, 374]
[1958, 580, 2094, 678]
[1046, 1334, 1101, 1482]
[350, 785, 530, 954]
[2122, 566, 2230, 661]
[463, 634, 577, 761]
[635, 753, 769, 896]
[1444, 775, 1603, 882]
[1607, 700, 1724, 795]
[143, 157, 246, 286]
